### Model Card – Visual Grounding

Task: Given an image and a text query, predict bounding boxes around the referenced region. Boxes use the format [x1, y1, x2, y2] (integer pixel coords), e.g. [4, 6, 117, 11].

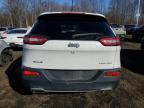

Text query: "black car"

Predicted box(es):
[128, 26, 141, 35]
[124, 24, 136, 35]
[131, 26, 144, 41]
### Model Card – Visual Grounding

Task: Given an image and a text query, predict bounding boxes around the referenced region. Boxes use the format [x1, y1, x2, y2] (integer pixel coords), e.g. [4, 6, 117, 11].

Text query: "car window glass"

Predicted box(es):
[8, 30, 27, 34]
[29, 18, 115, 40]
[0, 28, 6, 31]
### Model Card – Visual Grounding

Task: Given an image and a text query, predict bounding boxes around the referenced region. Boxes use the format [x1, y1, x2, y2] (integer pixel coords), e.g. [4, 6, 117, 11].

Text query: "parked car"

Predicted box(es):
[124, 24, 137, 35]
[127, 25, 143, 36]
[22, 12, 121, 93]
[110, 24, 126, 39]
[0, 27, 14, 35]
[0, 27, 7, 34]
[0, 39, 13, 66]
[3, 28, 28, 47]
[131, 25, 144, 41]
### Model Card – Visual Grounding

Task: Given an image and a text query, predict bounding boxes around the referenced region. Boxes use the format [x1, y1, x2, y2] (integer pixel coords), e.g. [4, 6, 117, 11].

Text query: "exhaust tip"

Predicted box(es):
[31, 88, 46, 94]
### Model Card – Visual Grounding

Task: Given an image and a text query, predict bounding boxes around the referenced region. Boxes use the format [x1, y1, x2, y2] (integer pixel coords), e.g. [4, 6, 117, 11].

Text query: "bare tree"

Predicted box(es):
[0, 0, 144, 27]
[107, 0, 136, 24]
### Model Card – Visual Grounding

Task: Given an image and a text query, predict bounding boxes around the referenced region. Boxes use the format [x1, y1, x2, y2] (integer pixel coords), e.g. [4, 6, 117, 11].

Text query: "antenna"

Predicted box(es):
[71, 0, 74, 11]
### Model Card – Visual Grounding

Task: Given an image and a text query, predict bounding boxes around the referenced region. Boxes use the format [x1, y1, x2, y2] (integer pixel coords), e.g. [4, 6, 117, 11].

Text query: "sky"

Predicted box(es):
[55, 0, 111, 11]
[0, 0, 111, 9]
[56, 0, 111, 6]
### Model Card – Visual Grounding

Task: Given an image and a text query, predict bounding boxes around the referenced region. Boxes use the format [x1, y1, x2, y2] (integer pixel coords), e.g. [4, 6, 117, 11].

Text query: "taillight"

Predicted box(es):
[23, 70, 40, 76]
[2, 32, 7, 36]
[23, 35, 48, 45]
[105, 71, 121, 77]
[99, 37, 120, 46]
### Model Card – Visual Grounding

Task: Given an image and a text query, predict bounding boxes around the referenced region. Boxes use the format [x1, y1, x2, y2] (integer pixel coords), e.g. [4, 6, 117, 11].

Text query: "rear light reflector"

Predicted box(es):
[105, 71, 121, 77]
[99, 37, 120, 46]
[23, 35, 48, 45]
[23, 70, 40, 76]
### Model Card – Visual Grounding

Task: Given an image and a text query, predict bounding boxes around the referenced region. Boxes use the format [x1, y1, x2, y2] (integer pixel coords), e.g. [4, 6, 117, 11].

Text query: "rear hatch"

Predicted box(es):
[4, 29, 27, 45]
[23, 13, 120, 70]
[4, 34, 24, 45]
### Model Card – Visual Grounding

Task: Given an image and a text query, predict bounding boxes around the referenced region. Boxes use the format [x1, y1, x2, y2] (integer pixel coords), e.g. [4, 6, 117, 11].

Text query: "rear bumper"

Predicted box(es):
[26, 81, 119, 93]
[22, 67, 121, 93]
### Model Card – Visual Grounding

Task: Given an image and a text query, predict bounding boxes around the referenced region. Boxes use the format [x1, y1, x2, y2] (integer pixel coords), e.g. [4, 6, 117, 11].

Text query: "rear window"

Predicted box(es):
[0, 27, 6, 31]
[8, 29, 27, 34]
[29, 14, 115, 40]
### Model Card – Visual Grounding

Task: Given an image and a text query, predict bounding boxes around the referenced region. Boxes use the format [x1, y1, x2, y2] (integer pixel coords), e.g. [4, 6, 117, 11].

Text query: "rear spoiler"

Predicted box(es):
[38, 12, 107, 22]
[39, 12, 105, 18]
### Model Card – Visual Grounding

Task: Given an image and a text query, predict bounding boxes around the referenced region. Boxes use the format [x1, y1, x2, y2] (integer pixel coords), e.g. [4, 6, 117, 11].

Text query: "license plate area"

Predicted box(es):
[43, 70, 99, 82]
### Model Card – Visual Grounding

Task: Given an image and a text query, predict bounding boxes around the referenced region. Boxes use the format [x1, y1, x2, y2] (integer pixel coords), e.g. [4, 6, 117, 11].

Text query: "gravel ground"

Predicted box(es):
[0, 39, 144, 108]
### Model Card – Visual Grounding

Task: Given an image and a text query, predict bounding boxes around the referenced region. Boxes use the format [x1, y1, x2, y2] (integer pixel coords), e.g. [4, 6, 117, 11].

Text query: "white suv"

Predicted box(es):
[22, 12, 121, 93]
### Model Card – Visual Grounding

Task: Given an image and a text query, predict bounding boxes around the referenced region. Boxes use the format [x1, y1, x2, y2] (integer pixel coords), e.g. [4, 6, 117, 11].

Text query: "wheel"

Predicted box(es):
[0, 49, 13, 66]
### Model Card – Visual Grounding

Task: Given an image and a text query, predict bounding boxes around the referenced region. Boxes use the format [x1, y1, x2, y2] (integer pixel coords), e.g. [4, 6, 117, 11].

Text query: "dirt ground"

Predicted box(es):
[0, 38, 144, 108]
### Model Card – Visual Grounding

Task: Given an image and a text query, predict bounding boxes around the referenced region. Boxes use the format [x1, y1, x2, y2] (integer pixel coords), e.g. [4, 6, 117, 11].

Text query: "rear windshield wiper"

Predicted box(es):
[72, 33, 103, 40]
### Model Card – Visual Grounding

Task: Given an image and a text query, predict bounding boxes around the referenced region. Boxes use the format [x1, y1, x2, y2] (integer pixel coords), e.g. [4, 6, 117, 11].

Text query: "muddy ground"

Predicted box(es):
[0, 38, 144, 108]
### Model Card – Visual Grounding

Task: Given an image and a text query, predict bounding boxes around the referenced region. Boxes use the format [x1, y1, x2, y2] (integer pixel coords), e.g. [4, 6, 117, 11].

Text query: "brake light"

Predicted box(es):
[99, 37, 120, 46]
[105, 71, 121, 77]
[23, 70, 40, 76]
[23, 35, 48, 45]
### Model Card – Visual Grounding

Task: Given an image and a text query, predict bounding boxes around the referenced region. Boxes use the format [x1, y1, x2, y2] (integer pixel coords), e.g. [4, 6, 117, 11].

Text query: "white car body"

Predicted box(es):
[22, 12, 121, 92]
[23, 41, 120, 70]
[3, 28, 27, 47]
